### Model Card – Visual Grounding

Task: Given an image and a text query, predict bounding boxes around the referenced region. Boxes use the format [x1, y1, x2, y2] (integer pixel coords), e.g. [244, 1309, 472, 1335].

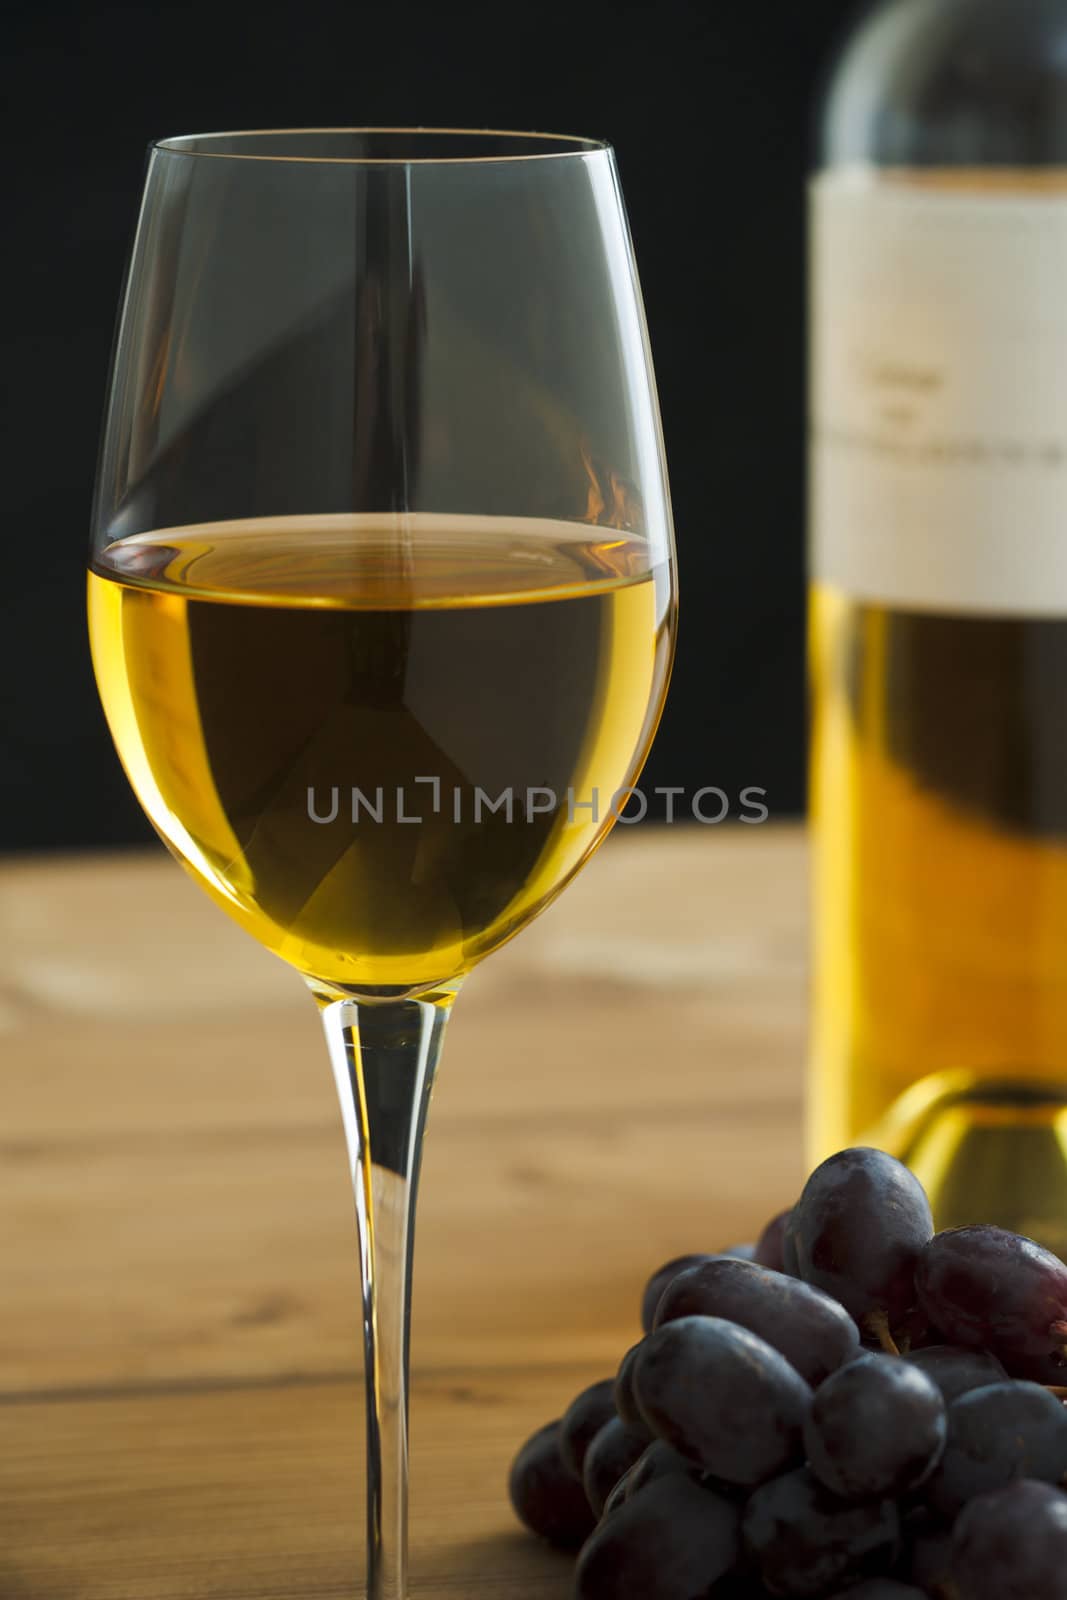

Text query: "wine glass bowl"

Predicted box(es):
[87, 128, 676, 1598]
[88, 510, 672, 996]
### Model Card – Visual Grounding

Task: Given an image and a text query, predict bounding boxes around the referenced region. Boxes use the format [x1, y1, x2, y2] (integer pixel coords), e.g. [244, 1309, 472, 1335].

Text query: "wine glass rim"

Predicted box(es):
[151, 127, 613, 164]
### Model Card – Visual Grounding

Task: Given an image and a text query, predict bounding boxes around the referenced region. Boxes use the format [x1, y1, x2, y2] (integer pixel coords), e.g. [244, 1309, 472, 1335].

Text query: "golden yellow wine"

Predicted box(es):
[88, 514, 674, 994]
[809, 141, 1067, 1247]
[810, 583, 1067, 1248]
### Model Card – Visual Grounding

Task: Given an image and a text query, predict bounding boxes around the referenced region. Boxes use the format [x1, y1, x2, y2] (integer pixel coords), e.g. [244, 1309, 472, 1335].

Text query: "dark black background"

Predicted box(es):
[3, 0, 859, 852]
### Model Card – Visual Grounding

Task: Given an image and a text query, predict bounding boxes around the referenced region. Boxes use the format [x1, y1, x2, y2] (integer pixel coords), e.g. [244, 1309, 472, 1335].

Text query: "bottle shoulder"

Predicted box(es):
[822, 0, 1067, 167]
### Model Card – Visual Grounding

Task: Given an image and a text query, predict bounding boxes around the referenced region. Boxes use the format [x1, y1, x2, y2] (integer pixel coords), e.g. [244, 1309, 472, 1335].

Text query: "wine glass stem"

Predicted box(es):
[319, 987, 457, 1600]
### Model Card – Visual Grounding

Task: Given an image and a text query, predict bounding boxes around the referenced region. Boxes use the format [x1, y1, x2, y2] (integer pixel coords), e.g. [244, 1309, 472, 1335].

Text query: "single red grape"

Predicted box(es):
[754, 1207, 793, 1271]
[559, 1379, 616, 1478]
[582, 1416, 649, 1518]
[509, 1420, 597, 1547]
[633, 1315, 812, 1486]
[951, 1479, 1067, 1600]
[792, 1148, 932, 1337]
[654, 1256, 859, 1386]
[742, 1466, 899, 1596]
[575, 1474, 740, 1599]
[803, 1352, 946, 1499]
[915, 1225, 1067, 1383]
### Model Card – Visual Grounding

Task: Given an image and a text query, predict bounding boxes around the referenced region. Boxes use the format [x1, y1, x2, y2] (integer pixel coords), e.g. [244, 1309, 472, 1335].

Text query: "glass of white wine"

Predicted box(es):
[87, 129, 676, 1600]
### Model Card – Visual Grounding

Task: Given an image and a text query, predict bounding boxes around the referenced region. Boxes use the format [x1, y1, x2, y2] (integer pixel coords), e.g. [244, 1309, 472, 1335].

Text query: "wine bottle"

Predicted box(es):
[808, 0, 1067, 1248]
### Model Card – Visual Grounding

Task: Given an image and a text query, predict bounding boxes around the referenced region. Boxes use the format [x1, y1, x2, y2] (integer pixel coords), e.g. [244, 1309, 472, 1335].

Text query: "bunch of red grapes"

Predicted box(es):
[508, 1148, 1067, 1598]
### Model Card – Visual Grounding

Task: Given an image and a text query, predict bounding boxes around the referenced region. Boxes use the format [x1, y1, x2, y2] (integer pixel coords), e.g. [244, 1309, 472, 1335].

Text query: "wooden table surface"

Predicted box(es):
[0, 825, 807, 1599]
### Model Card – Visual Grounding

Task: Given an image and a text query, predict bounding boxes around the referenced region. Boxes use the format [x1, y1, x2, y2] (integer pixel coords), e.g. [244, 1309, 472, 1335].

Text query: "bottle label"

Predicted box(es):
[810, 169, 1067, 615]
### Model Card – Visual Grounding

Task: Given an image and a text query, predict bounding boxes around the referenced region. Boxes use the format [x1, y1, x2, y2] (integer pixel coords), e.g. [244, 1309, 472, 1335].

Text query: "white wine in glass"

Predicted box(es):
[87, 129, 677, 1600]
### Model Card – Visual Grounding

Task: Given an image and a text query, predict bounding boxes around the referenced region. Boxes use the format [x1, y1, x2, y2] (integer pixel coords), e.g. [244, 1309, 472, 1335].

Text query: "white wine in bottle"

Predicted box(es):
[808, 0, 1067, 1249]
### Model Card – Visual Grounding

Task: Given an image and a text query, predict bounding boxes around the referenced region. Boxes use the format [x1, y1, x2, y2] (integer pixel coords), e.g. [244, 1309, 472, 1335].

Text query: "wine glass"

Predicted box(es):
[87, 128, 676, 1600]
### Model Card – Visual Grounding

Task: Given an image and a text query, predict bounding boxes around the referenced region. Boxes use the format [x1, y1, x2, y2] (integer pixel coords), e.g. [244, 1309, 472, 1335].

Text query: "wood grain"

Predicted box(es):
[0, 826, 807, 1596]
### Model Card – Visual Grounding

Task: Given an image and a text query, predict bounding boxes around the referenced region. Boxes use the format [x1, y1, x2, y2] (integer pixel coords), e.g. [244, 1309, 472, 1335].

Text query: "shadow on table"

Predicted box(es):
[0, 1565, 68, 1600]
[441, 1528, 575, 1595]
